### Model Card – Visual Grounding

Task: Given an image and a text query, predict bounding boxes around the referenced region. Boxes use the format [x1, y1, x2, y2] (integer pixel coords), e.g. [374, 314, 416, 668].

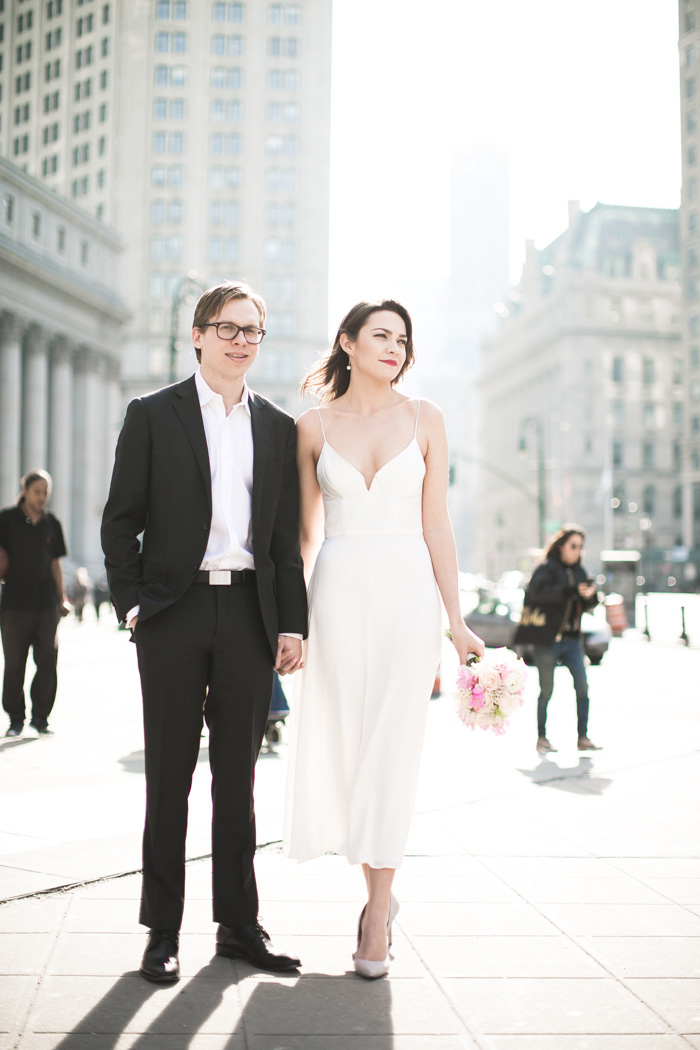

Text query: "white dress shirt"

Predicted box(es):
[196, 368, 255, 571]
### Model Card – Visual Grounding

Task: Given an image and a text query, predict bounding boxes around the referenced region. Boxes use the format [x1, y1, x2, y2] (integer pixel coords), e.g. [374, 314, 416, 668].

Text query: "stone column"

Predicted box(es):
[22, 325, 51, 473]
[0, 312, 25, 506]
[72, 348, 107, 573]
[48, 337, 74, 548]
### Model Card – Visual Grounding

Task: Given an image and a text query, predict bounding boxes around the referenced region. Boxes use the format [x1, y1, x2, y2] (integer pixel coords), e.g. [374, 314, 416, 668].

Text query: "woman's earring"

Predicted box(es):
[346, 363, 351, 371]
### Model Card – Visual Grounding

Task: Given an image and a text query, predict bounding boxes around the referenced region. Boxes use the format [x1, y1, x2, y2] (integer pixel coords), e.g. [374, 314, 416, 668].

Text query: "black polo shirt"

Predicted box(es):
[0, 504, 67, 611]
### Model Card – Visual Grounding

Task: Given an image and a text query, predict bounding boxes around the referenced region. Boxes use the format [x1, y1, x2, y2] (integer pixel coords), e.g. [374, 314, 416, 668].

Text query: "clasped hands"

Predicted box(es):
[275, 635, 304, 675]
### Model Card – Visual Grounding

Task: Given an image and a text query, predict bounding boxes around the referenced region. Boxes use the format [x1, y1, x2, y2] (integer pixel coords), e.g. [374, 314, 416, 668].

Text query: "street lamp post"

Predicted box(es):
[169, 272, 207, 384]
[518, 416, 546, 549]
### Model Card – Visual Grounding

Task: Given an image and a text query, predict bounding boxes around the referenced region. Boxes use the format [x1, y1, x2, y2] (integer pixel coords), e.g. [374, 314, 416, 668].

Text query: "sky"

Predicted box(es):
[327, 0, 682, 328]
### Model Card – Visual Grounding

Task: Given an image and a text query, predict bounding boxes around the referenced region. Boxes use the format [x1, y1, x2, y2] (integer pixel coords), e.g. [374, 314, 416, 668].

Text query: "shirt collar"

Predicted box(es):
[195, 368, 251, 416]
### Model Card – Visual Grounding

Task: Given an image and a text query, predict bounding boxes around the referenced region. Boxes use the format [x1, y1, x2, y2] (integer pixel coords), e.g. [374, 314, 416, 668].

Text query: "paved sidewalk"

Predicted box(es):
[1, 618, 700, 1048]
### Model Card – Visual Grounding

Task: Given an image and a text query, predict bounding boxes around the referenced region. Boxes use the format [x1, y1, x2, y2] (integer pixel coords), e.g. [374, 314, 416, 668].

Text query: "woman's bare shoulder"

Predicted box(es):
[412, 397, 445, 427]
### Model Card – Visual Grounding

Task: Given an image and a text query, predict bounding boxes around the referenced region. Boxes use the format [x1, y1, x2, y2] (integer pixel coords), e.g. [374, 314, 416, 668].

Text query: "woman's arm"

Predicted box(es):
[296, 410, 326, 585]
[420, 402, 484, 664]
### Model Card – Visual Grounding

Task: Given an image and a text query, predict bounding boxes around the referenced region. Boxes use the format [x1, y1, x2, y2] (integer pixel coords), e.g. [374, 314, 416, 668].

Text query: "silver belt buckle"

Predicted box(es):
[209, 570, 232, 585]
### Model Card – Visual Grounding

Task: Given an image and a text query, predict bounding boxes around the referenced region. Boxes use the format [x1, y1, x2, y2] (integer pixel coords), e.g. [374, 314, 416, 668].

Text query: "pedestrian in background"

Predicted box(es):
[70, 567, 92, 623]
[0, 470, 70, 737]
[93, 575, 110, 621]
[514, 524, 602, 755]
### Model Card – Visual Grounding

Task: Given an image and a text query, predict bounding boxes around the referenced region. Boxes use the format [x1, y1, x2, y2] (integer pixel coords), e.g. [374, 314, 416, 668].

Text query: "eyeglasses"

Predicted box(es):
[200, 322, 266, 344]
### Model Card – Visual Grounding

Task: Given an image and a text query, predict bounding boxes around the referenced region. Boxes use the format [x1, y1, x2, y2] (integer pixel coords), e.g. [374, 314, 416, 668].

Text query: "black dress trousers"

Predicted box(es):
[134, 578, 273, 931]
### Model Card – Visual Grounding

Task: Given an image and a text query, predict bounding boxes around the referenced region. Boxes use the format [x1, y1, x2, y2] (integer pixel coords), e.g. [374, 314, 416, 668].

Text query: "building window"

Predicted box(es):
[674, 402, 683, 428]
[642, 485, 656, 517]
[156, 0, 170, 17]
[211, 99, 241, 121]
[80, 241, 89, 266]
[212, 33, 242, 54]
[213, 1, 243, 19]
[209, 165, 241, 189]
[612, 356, 624, 383]
[688, 77, 696, 99]
[211, 66, 241, 89]
[642, 402, 656, 428]
[642, 358, 655, 384]
[209, 132, 240, 155]
[672, 486, 682, 520]
[690, 145, 698, 165]
[612, 441, 624, 468]
[642, 442, 655, 470]
[673, 440, 681, 471]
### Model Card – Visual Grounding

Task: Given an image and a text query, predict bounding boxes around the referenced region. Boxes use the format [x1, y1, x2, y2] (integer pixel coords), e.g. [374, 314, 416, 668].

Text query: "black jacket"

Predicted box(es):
[513, 557, 598, 647]
[100, 375, 308, 659]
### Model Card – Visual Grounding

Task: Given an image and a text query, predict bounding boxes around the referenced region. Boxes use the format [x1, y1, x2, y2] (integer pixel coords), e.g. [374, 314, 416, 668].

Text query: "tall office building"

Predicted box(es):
[0, 0, 332, 410]
[679, 0, 700, 555]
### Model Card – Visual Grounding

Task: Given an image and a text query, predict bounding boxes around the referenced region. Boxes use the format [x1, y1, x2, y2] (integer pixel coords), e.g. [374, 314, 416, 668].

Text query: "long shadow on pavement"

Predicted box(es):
[47, 963, 395, 1049]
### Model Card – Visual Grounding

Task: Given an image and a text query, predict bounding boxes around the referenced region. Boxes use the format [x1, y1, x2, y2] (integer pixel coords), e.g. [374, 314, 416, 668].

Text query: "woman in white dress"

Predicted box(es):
[283, 300, 484, 978]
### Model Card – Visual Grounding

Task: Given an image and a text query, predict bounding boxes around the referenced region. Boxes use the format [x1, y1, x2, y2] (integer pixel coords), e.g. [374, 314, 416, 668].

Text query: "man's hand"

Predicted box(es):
[128, 614, 139, 630]
[59, 601, 71, 618]
[577, 582, 596, 600]
[275, 635, 303, 675]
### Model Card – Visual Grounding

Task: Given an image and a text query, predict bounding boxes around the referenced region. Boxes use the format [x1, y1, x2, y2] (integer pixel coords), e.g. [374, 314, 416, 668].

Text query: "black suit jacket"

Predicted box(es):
[100, 376, 307, 658]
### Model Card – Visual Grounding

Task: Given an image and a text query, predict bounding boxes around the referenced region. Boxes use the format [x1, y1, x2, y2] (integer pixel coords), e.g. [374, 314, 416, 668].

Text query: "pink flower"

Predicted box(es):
[470, 685, 485, 711]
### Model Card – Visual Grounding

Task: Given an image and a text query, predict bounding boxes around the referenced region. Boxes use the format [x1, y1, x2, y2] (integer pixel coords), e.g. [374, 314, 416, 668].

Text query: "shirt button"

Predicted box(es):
[202, 523, 209, 531]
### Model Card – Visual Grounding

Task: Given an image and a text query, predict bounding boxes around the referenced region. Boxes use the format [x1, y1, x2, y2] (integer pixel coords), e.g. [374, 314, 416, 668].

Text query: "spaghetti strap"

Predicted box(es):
[316, 407, 327, 441]
[414, 399, 421, 437]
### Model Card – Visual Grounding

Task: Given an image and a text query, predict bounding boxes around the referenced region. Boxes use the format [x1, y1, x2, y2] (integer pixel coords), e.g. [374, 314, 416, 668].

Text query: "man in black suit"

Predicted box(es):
[101, 281, 307, 982]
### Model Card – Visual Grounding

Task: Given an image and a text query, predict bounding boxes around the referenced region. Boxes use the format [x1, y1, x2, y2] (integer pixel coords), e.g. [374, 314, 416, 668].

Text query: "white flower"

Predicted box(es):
[504, 668, 526, 693]
[475, 665, 500, 692]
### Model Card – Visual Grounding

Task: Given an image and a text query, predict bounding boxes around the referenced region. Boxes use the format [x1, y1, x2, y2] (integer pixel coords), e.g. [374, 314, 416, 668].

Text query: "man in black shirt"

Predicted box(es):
[0, 470, 70, 736]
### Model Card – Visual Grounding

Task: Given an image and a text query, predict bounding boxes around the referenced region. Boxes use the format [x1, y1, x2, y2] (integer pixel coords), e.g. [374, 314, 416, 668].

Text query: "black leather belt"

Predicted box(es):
[194, 569, 256, 585]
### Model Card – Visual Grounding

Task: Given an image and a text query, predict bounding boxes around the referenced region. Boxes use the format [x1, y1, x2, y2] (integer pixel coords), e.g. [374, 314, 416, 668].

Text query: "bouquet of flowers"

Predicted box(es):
[455, 647, 527, 734]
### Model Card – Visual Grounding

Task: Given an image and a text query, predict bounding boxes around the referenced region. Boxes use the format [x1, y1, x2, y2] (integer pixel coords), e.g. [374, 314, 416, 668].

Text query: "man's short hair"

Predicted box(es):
[192, 281, 266, 362]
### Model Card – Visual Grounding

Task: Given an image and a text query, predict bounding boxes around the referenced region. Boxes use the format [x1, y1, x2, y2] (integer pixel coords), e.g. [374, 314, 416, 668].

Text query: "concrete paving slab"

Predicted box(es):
[0, 896, 67, 932]
[411, 934, 607, 978]
[445, 976, 668, 1034]
[236, 974, 463, 1036]
[15, 1036, 246, 1050]
[392, 875, 521, 904]
[625, 978, 700, 1031]
[632, 878, 700, 904]
[29, 973, 245, 1034]
[487, 1037, 690, 1050]
[480, 857, 620, 879]
[395, 902, 559, 937]
[581, 936, 700, 978]
[488, 875, 670, 905]
[247, 1038, 476, 1050]
[611, 858, 700, 879]
[0, 974, 38, 1031]
[47, 932, 233, 978]
[536, 902, 700, 937]
[0, 932, 54, 974]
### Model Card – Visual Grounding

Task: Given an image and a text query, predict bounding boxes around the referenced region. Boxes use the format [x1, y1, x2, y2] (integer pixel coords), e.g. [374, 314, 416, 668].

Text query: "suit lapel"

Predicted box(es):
[173, 377, 212, 510]
[250, 391, 271, 532]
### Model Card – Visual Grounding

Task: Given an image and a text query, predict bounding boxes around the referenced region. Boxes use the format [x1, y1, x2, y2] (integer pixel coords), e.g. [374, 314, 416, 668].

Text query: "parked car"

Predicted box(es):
[464, 591, 611, 665]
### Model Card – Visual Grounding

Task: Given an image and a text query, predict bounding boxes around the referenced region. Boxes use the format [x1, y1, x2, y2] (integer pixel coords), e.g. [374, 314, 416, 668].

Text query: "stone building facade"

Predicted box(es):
[477, 201, 682, 583]
[0, 156, 128, 575]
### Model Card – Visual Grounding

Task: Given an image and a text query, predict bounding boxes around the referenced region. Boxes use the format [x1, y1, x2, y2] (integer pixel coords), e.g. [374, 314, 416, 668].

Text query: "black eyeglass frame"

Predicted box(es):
[199, 322, 266, 344]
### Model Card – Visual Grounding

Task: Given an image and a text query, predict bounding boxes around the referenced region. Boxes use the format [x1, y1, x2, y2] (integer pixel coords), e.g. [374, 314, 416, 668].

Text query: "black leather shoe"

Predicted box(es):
[139, 929, 180, 983]
[216, 922, 301, 971]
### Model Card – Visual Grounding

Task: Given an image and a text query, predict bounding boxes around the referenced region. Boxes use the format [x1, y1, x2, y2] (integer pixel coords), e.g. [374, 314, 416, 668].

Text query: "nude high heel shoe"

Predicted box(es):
[353, 896, 399, 979]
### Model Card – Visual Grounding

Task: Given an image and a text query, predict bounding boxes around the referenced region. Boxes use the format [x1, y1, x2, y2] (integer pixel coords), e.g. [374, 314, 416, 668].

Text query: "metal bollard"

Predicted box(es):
[643, 601, 651, 641]
[681, 606, 690, 647]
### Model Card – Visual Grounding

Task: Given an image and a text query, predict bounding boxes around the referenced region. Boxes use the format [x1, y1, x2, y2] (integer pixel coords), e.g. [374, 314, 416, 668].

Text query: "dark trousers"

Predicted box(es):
[1, 605, 60, 726]
[532, 636, 590, 739]
[134, 580, 273, 931]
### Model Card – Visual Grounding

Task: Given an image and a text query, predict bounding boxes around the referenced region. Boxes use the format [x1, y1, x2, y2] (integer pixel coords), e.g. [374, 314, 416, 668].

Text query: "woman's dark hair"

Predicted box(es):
[300, 299, 415, 404]
[544, 523, 586, 563]
[17, 469, 52, 504]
